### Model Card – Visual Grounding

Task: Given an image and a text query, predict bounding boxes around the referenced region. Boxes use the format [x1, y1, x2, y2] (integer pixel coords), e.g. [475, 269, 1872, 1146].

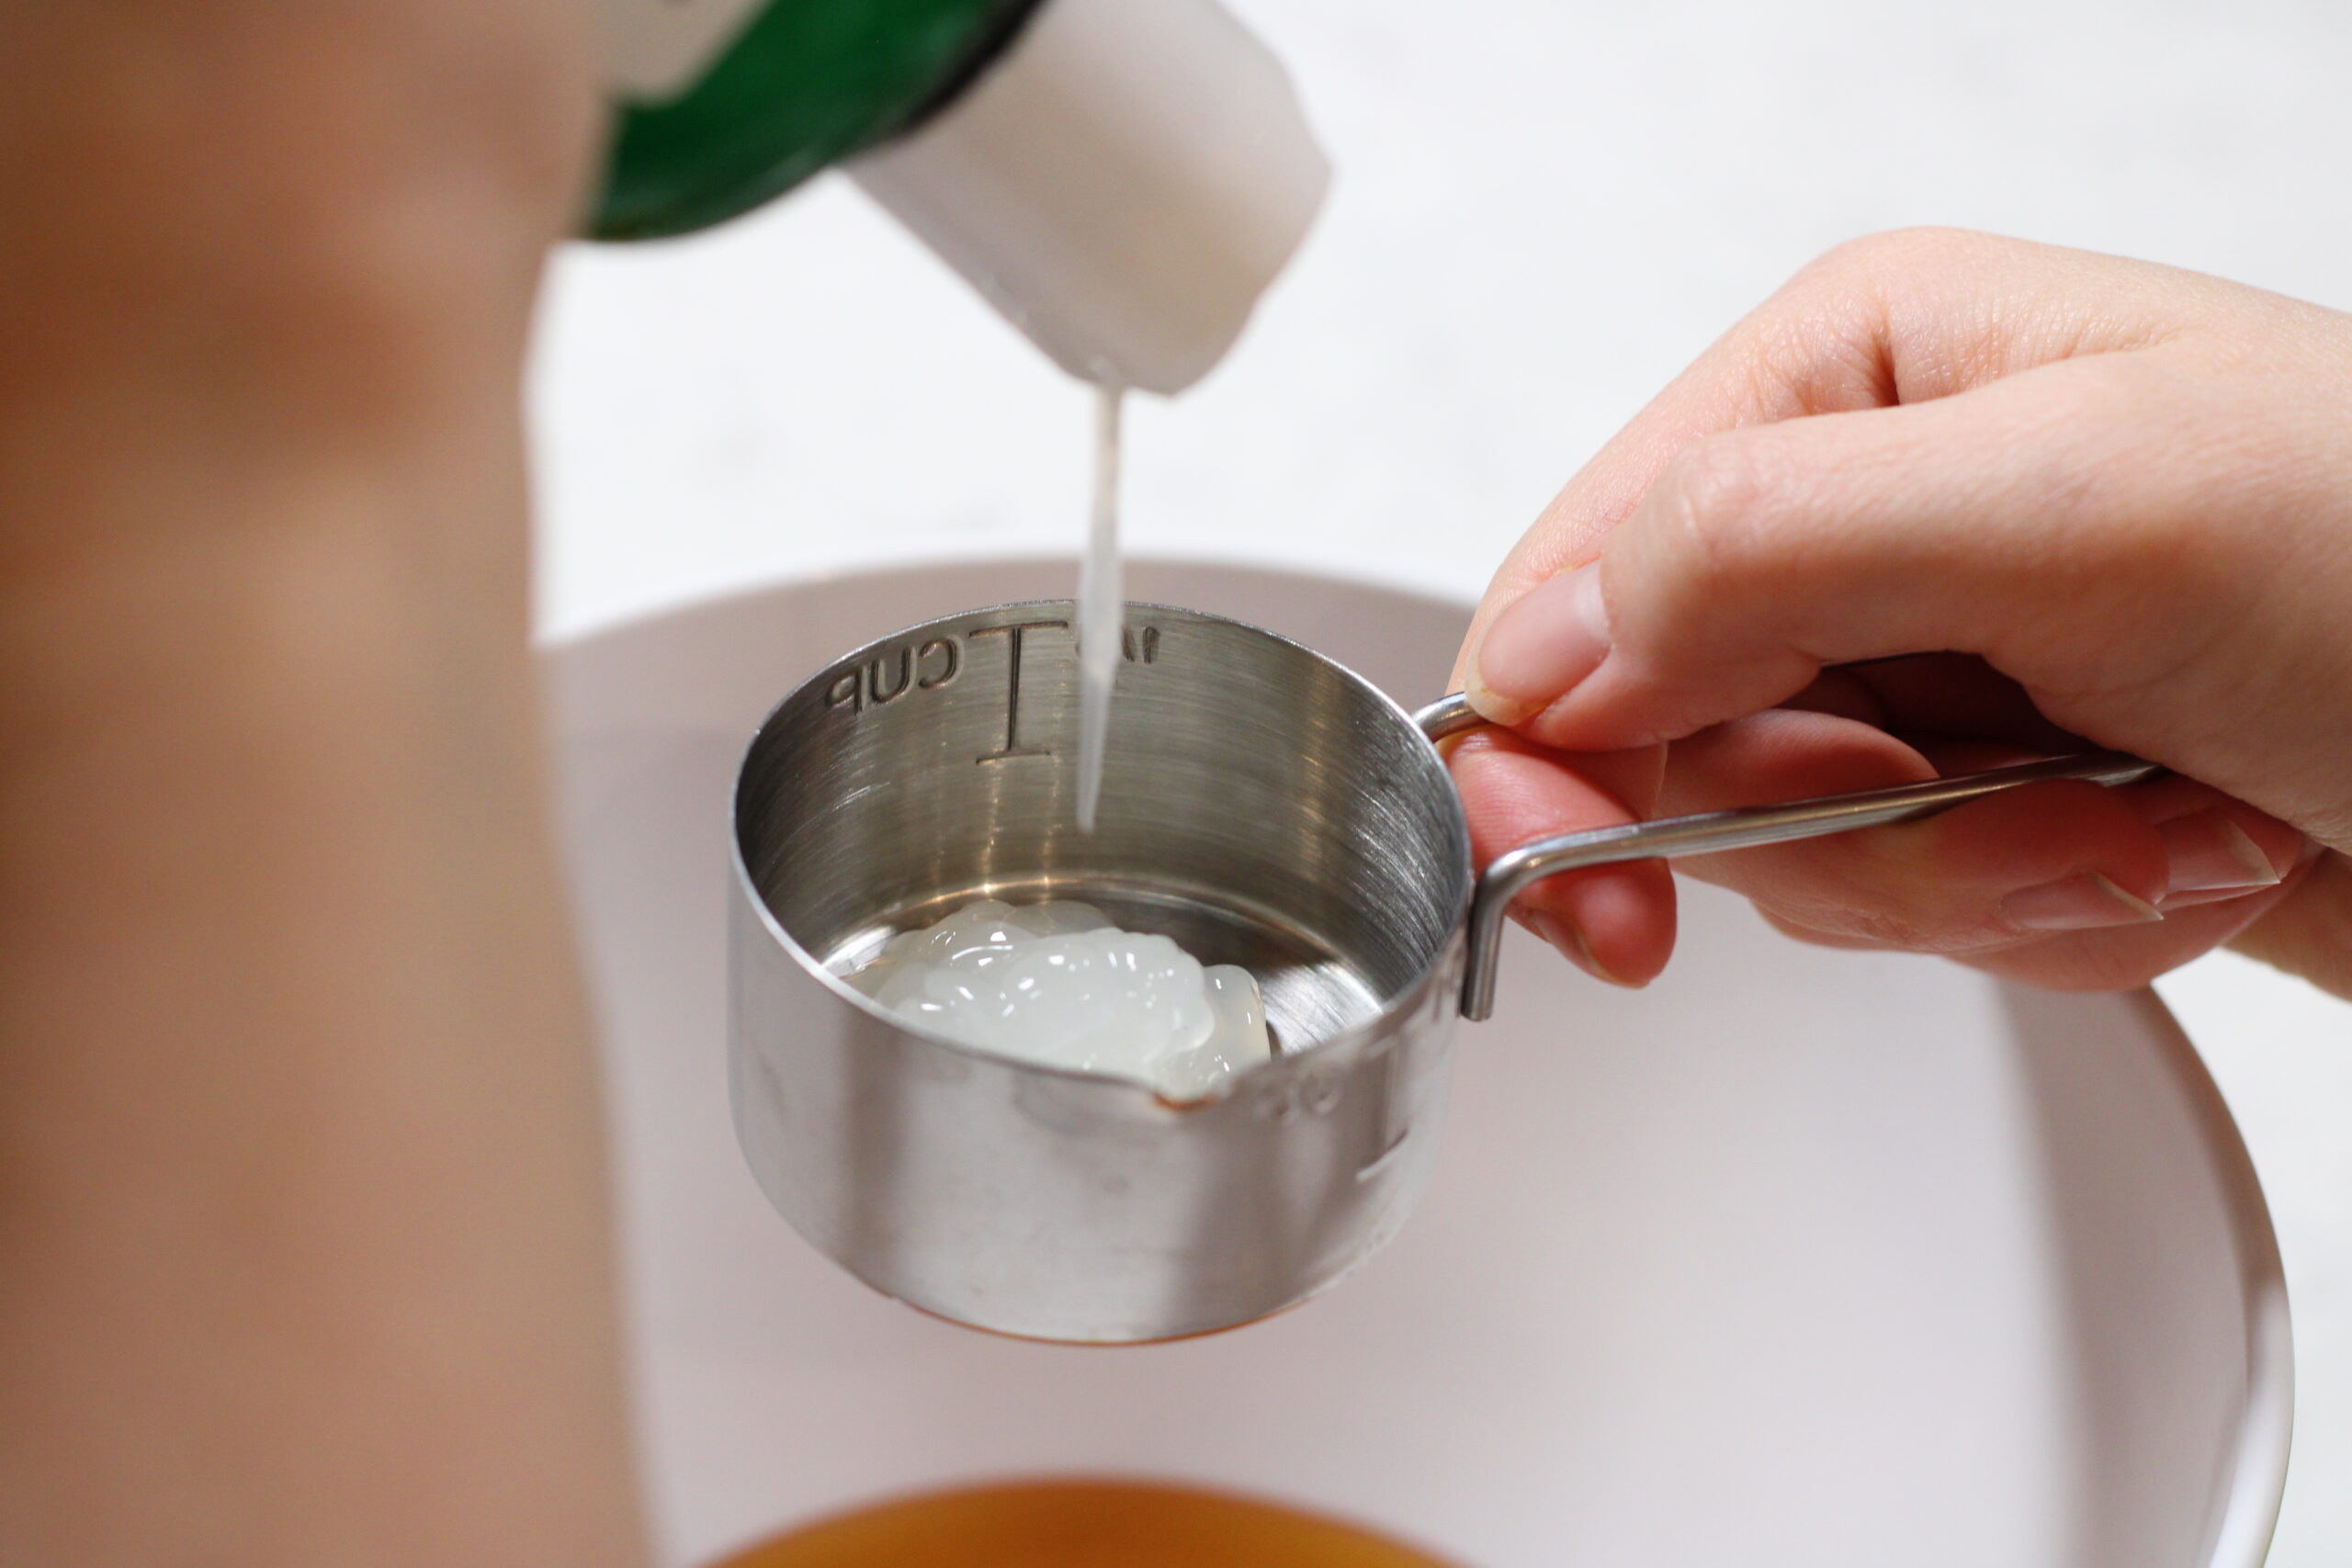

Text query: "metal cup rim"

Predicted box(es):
[728, 597, 1476, 1105]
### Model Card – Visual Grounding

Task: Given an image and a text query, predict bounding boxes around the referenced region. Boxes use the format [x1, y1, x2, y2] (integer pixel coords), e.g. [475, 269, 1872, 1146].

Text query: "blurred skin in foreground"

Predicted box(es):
[0, 3, 642, 1563]
[1, 4, 2347, 1565]
[1453, 230, 2352, 1004]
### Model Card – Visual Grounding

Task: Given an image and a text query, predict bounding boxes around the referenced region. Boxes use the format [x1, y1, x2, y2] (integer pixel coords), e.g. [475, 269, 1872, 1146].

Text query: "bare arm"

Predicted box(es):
[0, 5, 643, 1562]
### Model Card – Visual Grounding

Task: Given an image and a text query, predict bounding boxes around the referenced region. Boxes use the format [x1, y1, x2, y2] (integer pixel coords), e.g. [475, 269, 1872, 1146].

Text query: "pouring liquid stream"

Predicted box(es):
[1075, 384, 1124, 832]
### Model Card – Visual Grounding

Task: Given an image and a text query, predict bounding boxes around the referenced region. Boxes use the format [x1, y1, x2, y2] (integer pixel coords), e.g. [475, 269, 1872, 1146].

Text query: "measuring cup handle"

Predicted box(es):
[1409, 693, 2161, 1021]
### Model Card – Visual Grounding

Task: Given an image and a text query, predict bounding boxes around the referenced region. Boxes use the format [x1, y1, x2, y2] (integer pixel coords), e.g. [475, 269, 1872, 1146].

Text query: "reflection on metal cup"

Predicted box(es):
[731, 602, 1472, 1343]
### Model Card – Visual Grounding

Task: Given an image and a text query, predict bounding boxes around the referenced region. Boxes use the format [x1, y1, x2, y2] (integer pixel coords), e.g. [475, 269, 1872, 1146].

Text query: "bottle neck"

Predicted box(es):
[589, 0, 1041, 240]
[590, 0, 1329, 398]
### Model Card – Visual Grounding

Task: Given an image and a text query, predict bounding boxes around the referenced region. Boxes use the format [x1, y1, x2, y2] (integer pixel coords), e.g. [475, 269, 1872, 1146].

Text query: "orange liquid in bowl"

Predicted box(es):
[710, 1479, 1462, 1568]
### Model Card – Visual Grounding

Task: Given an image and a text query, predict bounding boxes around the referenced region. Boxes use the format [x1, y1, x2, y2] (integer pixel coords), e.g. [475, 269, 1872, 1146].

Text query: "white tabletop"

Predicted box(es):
[531, 1, 2352, 1559]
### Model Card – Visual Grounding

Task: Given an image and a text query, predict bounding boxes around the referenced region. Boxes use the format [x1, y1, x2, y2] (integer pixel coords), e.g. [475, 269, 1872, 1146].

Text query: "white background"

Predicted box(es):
[532, 1, 2351, 1560]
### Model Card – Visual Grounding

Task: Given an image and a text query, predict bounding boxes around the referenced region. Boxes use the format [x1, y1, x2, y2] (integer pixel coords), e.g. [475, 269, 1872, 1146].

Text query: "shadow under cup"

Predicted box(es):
[729, 601, 1476, 1342]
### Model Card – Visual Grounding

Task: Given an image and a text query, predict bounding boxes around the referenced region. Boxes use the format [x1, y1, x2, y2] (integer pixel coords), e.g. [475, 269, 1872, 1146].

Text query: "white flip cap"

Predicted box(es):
[850, 0, 1330, 396]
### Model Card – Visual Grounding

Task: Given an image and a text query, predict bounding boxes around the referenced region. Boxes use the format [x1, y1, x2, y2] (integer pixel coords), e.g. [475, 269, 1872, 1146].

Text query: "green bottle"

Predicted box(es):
[593, 0, 1040, 241]
[587, 0, 1329, 393]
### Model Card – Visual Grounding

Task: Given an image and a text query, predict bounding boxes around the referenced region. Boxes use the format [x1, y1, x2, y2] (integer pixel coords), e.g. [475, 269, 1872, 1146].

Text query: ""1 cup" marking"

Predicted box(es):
[823, 636, 961, 716]
[820, 620, 1163, 768]
[970, 619, 1066, 763]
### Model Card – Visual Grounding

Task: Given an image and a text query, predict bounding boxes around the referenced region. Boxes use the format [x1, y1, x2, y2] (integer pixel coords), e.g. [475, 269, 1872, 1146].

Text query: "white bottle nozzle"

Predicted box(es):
[850, 0, 1330, 396]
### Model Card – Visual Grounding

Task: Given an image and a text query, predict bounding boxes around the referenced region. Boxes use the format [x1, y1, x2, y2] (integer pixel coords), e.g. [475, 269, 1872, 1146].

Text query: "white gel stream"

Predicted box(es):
[1074, 384, 1123, 833]
[843, 899, 1272, 1100]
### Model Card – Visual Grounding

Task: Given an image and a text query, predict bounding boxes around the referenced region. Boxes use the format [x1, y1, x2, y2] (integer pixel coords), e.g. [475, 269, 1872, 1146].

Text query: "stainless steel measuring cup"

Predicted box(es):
[730, 601, 2153, 1343]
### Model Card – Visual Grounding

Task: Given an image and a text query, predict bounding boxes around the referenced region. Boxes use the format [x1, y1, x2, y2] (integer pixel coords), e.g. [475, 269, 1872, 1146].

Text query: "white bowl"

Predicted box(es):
[548, 558, 2290, 1568]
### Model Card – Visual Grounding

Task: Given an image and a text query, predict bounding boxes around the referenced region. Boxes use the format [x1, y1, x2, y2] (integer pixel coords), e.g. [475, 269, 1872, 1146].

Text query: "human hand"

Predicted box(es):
[1451, 229, 2352, 1000]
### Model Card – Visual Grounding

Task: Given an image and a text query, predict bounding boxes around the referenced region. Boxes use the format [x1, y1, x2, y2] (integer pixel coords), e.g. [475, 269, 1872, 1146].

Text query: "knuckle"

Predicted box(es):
[1788, 227, 2010, 295]
[1616, 430, 1831, 713]
[1758, 907, 1848, 949]
[1646, 434, 1788, 604]
[1824, 900, 1939, 951]
[1758, 897, 1928, 953]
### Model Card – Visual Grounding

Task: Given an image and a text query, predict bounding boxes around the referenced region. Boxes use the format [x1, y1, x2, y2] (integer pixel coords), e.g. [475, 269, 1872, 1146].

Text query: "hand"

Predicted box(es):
[1451, 229, 2352, 1000]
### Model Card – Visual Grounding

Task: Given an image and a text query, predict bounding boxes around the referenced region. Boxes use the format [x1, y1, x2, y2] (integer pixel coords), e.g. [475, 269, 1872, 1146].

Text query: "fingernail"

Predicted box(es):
[1468, 563, 1610, 723]
[2158, 809, 2281, 898]
[1531, 911, 1630, 987]
[2001, 873, 2165, 932]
